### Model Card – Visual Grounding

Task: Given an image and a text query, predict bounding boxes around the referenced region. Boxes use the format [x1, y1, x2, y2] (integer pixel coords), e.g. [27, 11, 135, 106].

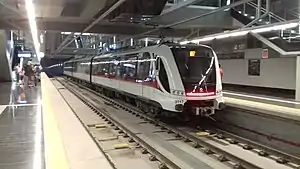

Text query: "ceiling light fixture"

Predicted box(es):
[61, 32, 92, 36]
[40, 34, 43, 44]
[145, 38, 149, 47]
[25, 0, 40, 60]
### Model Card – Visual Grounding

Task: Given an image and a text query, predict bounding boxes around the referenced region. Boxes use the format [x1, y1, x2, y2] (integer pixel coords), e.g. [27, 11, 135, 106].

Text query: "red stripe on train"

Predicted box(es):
[93, 74, 161, 90]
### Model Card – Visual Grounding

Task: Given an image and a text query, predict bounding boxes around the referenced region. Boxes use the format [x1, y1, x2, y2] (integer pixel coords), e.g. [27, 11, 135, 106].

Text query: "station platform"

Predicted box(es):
[0, 73, 114, 169]
[224, 90, 300, 108]
[0, 73, 299, 169]
[223, 90, 300, 121]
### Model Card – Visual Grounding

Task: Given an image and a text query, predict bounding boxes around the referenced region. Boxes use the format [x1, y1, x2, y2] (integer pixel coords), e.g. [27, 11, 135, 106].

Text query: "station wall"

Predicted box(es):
[0, 30, 12, 82]
[219, 50, 296, 90]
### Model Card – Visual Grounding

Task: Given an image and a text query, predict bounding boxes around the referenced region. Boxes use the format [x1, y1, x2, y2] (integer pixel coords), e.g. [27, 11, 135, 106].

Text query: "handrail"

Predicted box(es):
[250, 32, 300, 56]
[247, 1, 285, 22]
[285, 8, 300, 19]
[250, 32, 286, 55]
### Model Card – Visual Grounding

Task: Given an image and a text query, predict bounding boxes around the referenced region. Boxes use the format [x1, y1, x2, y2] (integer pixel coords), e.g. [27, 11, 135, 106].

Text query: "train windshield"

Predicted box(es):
[171, 46, 216, 92]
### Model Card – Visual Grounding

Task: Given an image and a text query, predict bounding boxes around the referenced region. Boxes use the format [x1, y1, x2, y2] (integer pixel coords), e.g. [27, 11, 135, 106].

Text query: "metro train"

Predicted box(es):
[63, 43, 225, 119]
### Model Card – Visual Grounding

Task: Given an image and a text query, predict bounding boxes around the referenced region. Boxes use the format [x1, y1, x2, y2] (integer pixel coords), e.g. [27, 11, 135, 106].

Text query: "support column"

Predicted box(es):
[296, 56, 300, 101]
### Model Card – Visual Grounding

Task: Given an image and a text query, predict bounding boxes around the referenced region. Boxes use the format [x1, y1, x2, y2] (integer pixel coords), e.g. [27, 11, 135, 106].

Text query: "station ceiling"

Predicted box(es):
[0, 0, 250, 59]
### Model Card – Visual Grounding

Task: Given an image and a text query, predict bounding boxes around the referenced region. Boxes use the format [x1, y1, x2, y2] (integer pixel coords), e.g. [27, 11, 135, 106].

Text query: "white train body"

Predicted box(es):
[63, 43, 225, 116]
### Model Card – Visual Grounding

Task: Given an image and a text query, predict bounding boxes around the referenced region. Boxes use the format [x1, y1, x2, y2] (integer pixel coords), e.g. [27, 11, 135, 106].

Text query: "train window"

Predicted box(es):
[137, 52, 151, 81]
[91, 61, 98, 75]
[92, 58, 110, 76]
[171, 46, 216, 88]
[158, 58, 170, 93]
[77, 60, 90, 75]
[64, 62, 73, 72]
[73, 61, 78, 72]
[155, 55, 159, 70]
[120, 54, 138, 80]
[109, 58, 120, 78]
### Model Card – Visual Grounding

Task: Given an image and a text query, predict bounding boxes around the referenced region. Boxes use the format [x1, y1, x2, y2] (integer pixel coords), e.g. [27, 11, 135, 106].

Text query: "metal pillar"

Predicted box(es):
[256, 0, 261, 18]
[296, 56, 300, 101]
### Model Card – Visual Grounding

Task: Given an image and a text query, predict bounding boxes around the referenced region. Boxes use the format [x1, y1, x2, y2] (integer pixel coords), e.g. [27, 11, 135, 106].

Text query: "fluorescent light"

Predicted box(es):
[40, 34, 43, 44]
[180, 22, 299, 44]
[39, 52, 44, 58]
[215, 34, 230, 39]
[130, 38, 133, 46]
[145, 38, 148, 47]
[25, 0, 40, 60]
[230, 31, 249, 37]
[215, 31, 248, 39]
[61, 32, 92, 36]
[197, 37, 214, 42]
[268, 36, 278, 40]
[252, 23, 298, 33]
[75, 37, 79, 48]
[180, 41, 188, 45]
[61, 32, 72, 35]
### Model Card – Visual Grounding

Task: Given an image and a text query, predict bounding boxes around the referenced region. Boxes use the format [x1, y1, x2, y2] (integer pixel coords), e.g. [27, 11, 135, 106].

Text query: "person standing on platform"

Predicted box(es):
[219, 64, 223, 80]
[19, 68, 25, 85]
[14, 63, 21, 84]
[24, 60, 34, 88]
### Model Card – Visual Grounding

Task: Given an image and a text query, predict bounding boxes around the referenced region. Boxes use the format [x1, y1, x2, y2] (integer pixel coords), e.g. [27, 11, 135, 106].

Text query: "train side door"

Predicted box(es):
[139, 52, 154, 99]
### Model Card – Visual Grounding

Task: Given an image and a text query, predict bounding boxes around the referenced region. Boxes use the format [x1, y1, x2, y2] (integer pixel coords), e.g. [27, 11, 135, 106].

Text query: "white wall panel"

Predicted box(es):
[220, 57, 296, 90]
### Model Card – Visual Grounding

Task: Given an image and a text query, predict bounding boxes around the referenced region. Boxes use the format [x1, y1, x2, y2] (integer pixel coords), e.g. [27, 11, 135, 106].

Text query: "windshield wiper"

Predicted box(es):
[192, 57, 214, 93]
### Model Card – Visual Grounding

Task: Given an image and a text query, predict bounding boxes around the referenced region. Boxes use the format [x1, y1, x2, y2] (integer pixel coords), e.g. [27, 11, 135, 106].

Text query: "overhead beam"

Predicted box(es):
[55, 33, 74, 53]
[56, 0, 127, 54]
[0, 20, 191, 37]
[121, 0, 254, 41]
[0, 1, 25, 19]
[4, 20, 34, 45]
[179, 28, 201, 41]
[161, 0, 205, 15]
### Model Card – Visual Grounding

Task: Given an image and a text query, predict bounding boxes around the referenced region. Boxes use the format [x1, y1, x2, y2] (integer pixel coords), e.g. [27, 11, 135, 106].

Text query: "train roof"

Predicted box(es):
[64, 43, 213, 63]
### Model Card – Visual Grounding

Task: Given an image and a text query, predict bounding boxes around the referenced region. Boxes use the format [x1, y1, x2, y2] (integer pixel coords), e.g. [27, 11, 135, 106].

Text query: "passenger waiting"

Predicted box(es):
[219, 64, 223, 79]
[24, 61, 34, 88]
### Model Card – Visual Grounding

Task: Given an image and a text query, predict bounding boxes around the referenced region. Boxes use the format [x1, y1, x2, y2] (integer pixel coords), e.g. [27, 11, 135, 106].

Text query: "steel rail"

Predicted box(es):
[61, 77, 285, 169]
[58, 78, 182, 169]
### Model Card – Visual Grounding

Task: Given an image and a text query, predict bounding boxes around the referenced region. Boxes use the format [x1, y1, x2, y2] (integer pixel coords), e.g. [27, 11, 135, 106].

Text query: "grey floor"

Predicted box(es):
[0, 82, 45, 169]
[224, 90, 300, 108]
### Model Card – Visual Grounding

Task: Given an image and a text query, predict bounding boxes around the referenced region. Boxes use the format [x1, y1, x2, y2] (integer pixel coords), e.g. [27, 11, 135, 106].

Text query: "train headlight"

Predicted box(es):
[171, 90, 185, 96]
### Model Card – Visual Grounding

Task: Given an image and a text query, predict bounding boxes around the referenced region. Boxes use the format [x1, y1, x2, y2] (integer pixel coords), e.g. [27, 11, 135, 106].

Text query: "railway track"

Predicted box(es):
[56, 77, 298, 169]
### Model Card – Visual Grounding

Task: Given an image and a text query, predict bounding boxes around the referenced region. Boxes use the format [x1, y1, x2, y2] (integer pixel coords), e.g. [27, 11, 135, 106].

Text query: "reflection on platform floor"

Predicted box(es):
[0, 82, 41, 106]
[0, 82, 44, 169]
[224, 91, 300, 109]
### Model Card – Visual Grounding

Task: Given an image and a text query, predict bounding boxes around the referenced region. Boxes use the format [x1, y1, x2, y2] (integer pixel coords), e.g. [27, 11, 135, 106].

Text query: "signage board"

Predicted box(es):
[262, 49, 268, 59]
[18, 51, 32, 58]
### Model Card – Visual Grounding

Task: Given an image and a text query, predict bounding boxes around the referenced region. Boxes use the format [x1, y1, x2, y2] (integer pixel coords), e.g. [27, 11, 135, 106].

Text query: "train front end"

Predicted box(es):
[171, 44, 225, 117]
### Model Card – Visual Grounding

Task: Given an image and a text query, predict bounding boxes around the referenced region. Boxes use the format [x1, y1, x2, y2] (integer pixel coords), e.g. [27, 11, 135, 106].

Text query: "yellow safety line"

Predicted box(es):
[225, 97, 300, 113]
[42, 76, 69, 169]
